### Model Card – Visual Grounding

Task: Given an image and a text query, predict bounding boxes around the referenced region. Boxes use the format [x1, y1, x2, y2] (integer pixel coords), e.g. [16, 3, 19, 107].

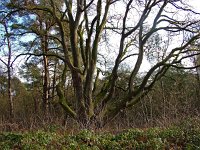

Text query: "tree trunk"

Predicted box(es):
[41, 32, 50, 116]
[4, 22, 14, 120]
[72, 71, 88, 127]
[42, 54, 49, 115]
[51, 60, 57, 113]
[8, 67, 14, 120]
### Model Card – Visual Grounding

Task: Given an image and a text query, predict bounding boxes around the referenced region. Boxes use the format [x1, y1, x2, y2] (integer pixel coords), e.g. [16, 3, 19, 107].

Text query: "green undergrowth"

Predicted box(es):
[1, 119, 200, 150]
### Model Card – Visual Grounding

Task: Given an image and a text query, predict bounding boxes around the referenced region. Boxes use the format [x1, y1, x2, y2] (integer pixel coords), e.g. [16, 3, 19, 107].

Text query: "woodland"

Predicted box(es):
[0, 0, 200, 134]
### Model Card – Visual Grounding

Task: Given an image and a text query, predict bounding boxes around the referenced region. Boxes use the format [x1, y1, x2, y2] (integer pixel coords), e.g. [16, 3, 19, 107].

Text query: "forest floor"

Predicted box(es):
[0, 118, 200, 149]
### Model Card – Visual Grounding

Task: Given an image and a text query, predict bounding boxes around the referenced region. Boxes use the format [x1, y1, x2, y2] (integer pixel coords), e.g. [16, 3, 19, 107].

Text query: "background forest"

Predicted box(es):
[0, 65, 200, 130]
[0, 0, 200, 131]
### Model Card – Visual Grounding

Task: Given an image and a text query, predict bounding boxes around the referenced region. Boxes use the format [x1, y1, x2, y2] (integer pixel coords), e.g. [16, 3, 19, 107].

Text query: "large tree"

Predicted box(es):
[5, 0, 200, 128]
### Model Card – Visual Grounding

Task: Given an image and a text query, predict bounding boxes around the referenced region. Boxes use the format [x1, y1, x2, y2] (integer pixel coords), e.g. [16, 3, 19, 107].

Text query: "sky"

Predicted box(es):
[191, 0, 200, 11]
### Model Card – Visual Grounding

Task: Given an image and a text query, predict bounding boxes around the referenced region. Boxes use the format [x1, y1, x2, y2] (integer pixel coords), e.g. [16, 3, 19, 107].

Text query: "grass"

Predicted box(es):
[0, 118, 200, 149]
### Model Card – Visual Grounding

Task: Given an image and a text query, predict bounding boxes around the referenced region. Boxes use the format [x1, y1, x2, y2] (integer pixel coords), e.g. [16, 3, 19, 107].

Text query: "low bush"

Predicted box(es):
[0, 119, 200, 149]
